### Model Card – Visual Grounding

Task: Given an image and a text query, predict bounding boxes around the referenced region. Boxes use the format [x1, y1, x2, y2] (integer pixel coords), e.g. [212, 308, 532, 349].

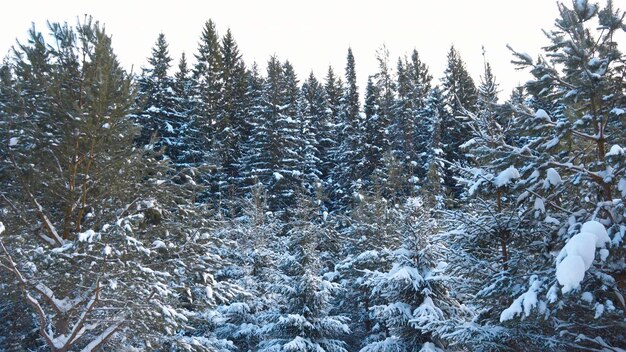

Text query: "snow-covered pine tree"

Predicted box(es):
[0, 19, 173, 350]
[496, 1, 625, 349]
[0, 19, 241, 351]
[443, 1, 626, 350]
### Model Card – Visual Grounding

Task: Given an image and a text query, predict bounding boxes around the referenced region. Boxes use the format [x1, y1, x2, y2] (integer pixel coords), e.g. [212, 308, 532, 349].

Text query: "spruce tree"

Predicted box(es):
[238, 63, 267, 192]
[135, 33, 183, 162]
[192, 20, 223, 202]
[300, 72, 326, 201]
[331, 48, 362, 211]
[259, 204, 350, 352]
[440, 45, 477, 201]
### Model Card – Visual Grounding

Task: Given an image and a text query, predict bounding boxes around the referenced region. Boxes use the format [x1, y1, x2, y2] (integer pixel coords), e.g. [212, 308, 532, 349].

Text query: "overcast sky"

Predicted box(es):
[1, 0, 624, 100]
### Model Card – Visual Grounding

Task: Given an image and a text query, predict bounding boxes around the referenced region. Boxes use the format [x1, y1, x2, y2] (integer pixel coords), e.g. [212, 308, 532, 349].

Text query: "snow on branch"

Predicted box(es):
[0, 239, 55, 347]
[80, 322, 123, 352]
[555, 221, 610, 293]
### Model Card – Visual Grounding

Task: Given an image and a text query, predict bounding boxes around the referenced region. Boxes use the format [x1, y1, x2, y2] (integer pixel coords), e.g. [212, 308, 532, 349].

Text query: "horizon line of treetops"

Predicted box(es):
[124, 17, 501, 215]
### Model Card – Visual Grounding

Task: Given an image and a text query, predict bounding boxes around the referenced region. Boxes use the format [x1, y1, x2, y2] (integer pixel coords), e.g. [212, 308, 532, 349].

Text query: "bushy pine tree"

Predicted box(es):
[0, 19, 241, 351]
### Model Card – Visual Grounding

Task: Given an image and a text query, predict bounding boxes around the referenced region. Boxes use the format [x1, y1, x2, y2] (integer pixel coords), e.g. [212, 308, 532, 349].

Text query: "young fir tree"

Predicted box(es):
[361, 198, 464, 352]
[321, 67, 343, 180]
[259, 202, 350, 352]
[212, 199, 285, 352]
[172, 52, 200, 166]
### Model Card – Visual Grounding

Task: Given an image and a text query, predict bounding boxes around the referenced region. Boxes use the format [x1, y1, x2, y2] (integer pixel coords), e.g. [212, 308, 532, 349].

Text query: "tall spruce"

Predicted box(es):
[213, 28, 248, 211]
[135, 33, 184, 162]
[331, 48, 362, 211]
[440, 45, 477, 200]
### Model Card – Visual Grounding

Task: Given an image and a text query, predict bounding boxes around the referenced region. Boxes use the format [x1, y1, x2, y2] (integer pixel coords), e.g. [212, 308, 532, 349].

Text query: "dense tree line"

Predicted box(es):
[0, 1, 624, 351]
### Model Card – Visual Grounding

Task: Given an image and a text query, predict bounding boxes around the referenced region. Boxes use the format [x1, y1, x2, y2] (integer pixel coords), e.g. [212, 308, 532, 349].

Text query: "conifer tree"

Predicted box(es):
[172, 52, 199, 166]
[238, 63, 267, 192]
[259, 204, 350, 352]
[135, 33, 183, 162]
[440, 46, 477, 200]
[192, 20, 223, 201]
[331, 48, 362, 211]
[443, 1, 626, 350]
[0, 19, 237, 350]
[361, 199, 463, 352]
[300, 72, 326, 200]
[212, 28, 248, 212]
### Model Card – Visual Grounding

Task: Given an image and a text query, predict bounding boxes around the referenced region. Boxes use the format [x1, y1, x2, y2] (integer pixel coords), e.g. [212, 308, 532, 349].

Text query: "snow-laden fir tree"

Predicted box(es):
[331, 48, 362, 211]
[258, 201, 350, 352]
[391, 50, 432, 192]
[358, 198, 464, 352]
[211, 28, 248, 213]
[172, 52, 201, 166]
[443, 1, 626, 350]
[362, 46, 396, 195]
[300, 72, 326, 202]
[237, 62, 267, 192]
[190, 20, 224, 203]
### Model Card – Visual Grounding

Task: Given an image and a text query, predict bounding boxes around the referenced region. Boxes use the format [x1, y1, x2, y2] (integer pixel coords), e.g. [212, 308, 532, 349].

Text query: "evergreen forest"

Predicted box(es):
[0, 1, 625, 351]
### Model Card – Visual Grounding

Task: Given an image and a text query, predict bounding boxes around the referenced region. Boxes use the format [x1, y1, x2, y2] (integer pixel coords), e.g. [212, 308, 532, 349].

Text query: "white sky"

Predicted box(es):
[1, 0, 624, 100]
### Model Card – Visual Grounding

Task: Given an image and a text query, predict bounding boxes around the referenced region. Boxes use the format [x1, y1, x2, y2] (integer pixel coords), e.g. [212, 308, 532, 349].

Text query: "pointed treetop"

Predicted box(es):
[147, 33, 172, 80]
